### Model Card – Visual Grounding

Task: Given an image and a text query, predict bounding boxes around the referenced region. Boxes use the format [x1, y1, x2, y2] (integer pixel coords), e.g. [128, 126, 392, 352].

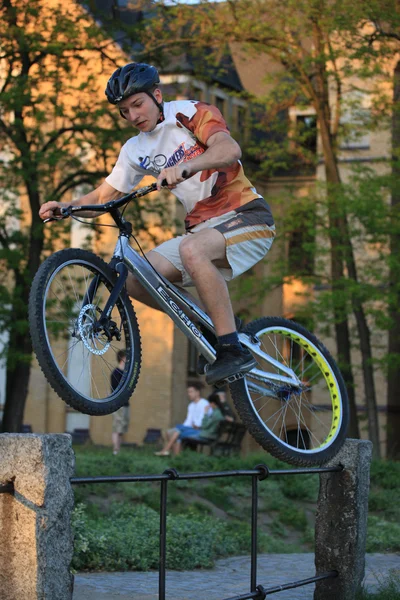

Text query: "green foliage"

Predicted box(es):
[370, 459, 400, 490]
[356, 572, 400, 600]
[71, 447, 400, 572]
[366, 516, 400, 553]
[0, 0, 173, 430]
[72, 502, 266, 572]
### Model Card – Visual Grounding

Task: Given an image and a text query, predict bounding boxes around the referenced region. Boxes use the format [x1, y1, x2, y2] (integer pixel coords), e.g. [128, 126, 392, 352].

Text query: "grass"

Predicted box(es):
[71, 445, 400, 572]
[356, 572, 400, 599]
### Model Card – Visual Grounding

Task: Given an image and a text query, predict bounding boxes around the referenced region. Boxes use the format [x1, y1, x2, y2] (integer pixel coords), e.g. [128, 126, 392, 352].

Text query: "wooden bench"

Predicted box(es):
[182, 421, 246, 457]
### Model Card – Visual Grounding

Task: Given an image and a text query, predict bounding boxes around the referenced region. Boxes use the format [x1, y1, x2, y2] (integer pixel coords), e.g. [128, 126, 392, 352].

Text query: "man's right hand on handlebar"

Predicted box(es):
[39, 201, 69, 221]
[38, 181, 126, 222]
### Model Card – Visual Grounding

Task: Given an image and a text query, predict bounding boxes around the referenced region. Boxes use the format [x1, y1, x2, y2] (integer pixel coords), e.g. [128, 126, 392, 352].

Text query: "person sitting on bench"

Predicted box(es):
[155, 392, 224, 456]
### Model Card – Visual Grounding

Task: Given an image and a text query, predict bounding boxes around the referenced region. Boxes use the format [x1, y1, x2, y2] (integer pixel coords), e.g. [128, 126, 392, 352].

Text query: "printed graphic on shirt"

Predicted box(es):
[139, 141, 206, 175]
[105, 100, 269, 230]
[139, 154, 167, 171]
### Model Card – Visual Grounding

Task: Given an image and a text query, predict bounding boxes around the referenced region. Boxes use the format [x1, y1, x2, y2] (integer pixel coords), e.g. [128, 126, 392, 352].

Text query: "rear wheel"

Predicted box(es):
[29, 248, 141, 415]
[230, 317, 349, 466]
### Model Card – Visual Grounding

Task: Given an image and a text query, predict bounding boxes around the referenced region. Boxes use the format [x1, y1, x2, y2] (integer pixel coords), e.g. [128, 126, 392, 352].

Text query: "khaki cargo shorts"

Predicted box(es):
[153, 198, 275, 287]
[112, 406, 130, 434]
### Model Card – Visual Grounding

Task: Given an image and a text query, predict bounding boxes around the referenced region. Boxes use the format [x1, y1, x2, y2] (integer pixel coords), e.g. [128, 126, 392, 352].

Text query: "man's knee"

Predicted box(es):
[179, 237, 202, 271]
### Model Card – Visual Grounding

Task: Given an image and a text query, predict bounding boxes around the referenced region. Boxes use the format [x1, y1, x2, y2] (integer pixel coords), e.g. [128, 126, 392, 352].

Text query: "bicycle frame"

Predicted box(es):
[59, 187, 301, 391]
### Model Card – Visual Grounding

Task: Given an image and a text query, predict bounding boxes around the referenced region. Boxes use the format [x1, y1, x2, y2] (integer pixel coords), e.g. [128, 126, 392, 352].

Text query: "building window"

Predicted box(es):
[187, 341, 198, 376]
[237, 105, 246, 130]
[287, 206, 315, 277]
[296, 115, 317, 156]
[192, 86, 205, 102]
[340, 91, 370, 150]
[215, 95, 226, 118]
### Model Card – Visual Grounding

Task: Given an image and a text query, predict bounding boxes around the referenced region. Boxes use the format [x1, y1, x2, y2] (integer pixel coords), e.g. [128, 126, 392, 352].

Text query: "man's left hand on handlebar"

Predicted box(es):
[157, 164, 191, 191]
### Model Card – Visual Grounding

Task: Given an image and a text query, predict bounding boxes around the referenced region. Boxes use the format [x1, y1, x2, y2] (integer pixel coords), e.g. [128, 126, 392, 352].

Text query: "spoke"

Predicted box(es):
[266, 333, 289, 368]
[298, 396, 333, 433]
[289, 339, 293, 370]
[48, 288, 77, 325]
[267, 403, 289, 432]
[51, 337, 82, 365]
[279, 401, 289, 441]
[290, 396, 326, 448]
[252, 396, 276, 414]
[66, 265, 81, 306]
[90, 364, 102, 399]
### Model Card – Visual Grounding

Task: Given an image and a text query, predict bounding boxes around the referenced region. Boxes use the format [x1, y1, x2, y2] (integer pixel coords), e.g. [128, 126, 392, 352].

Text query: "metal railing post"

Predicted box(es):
[250, 474, 258, 593]
[159, 478, 168, 600]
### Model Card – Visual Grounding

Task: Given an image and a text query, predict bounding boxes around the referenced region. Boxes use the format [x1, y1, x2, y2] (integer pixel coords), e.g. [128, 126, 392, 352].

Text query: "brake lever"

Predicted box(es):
[43, 206, 71, 223]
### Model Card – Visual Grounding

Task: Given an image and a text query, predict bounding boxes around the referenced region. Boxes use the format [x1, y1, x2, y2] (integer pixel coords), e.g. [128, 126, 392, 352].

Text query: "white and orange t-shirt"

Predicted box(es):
[105, 99, 265, 231]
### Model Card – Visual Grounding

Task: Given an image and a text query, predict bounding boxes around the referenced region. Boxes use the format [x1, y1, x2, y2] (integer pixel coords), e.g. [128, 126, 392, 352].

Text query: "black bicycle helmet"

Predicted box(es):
[105, 63, 160, 104]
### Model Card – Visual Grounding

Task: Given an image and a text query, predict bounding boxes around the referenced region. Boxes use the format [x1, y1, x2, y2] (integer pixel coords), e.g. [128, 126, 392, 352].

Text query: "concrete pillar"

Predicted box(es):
[0, 434, 75, 600]
[314, 438, 373, 600]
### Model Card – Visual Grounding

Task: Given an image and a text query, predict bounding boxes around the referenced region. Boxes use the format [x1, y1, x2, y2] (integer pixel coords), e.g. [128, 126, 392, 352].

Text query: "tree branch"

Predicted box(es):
[51, 170, 109, 202]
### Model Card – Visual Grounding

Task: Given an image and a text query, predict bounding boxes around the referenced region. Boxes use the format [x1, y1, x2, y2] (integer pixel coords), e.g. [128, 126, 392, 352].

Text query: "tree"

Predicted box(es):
[135, 0, 396, 449]
[362, 5, 400, 457]
[0, 0, 142, 431]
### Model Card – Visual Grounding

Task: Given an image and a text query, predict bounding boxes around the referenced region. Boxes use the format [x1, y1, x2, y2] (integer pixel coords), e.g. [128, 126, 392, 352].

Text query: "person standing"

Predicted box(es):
[111, 349, 129, 455]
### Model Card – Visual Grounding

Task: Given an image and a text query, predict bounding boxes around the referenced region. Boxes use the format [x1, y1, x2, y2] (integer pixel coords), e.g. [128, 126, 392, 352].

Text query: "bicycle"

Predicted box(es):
[29, 181, 349, 466]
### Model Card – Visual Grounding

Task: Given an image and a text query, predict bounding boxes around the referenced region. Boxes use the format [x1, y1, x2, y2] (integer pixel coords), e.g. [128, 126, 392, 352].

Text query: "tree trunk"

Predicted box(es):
[317, 112, 360, 439]
[321, 115, 380, 458]
[1, 185, 44, 433]
[2, 333, 33, 432]
[387, 60, 400, 459]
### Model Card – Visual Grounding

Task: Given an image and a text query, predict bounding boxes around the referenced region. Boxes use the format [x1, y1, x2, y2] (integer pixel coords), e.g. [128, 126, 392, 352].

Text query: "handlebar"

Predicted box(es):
[43, 170, 189, 223]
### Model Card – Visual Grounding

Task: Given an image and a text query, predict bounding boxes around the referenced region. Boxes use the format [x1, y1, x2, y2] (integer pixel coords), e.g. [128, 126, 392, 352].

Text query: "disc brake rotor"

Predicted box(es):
[78, 304, 111, 356]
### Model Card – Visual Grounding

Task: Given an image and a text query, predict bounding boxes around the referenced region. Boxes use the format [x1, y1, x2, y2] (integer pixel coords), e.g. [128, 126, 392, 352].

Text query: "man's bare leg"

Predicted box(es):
[179, 227, 257, 384]
[155, 429, 180, 455]
[125, 250, 205, 313]
[179, 228, 236, 336]
[172, 439, 182, 455]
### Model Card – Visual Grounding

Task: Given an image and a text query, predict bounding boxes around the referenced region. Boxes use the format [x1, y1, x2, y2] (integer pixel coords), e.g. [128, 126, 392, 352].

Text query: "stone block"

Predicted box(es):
[0, 434, 75, 600]
[314, 438, 373, 600]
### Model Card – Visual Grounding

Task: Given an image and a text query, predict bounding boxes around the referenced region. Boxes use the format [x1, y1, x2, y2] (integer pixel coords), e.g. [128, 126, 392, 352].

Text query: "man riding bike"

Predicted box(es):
[39, 62, 276, 385]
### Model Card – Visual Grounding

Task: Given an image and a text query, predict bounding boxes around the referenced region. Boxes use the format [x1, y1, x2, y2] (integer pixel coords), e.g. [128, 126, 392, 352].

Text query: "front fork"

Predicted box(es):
[83, 258, 128, 335]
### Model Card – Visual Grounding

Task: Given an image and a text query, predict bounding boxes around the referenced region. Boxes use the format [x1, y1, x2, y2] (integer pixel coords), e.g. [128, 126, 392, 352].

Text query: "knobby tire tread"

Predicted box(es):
[29, 248, 142, 416]
[230, 317, 349, 466]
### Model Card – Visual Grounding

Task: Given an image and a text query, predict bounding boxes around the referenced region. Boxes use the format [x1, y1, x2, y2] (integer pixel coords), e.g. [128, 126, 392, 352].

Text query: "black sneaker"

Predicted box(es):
[197, 317, 245, 375]
[205, 344, 257, 385]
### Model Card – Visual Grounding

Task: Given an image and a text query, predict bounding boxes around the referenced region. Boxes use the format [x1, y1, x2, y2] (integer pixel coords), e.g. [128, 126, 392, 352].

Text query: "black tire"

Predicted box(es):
[29, 248, 141, 415]
[230, 317, 349, 466]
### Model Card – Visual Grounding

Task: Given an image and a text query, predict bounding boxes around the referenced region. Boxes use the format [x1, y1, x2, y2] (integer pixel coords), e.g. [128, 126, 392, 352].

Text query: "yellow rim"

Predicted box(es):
[264, 328, 342, 449]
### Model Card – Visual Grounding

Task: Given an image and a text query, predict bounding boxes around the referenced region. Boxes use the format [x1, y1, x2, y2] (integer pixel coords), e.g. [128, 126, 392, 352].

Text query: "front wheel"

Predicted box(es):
[29, 248, 141, 415]
[230, 317, 349, 466]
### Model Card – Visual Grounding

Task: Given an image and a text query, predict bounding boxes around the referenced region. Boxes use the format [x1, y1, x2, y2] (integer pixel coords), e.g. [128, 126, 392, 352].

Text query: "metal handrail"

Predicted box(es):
[69, 463, 342, 600]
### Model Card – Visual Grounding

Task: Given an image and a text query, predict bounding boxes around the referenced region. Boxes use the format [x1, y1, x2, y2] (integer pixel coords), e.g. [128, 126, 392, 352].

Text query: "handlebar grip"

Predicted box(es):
[160, 170, 190, 188]
[43, 205, 70, 223]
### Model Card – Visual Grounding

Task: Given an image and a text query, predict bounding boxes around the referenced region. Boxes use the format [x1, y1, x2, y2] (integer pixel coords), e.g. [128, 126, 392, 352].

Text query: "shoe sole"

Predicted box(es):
[205, 358, 258, 386]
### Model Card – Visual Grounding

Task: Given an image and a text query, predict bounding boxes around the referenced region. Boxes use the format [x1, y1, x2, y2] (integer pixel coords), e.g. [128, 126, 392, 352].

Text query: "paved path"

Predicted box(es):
[73, 553, 400, 599]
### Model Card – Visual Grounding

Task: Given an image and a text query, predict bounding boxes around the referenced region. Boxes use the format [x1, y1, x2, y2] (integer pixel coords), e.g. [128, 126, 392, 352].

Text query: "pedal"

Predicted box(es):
[215, 372, 245, 387]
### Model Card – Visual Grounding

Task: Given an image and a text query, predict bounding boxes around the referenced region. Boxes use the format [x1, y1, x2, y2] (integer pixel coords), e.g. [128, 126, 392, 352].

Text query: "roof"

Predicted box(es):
[80, 0, 244, 93]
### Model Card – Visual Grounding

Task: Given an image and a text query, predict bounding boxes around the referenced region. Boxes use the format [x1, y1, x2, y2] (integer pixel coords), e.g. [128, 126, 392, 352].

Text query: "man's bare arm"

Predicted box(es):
[156, 132, 242, 189]
[39, 181, 125, 220]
